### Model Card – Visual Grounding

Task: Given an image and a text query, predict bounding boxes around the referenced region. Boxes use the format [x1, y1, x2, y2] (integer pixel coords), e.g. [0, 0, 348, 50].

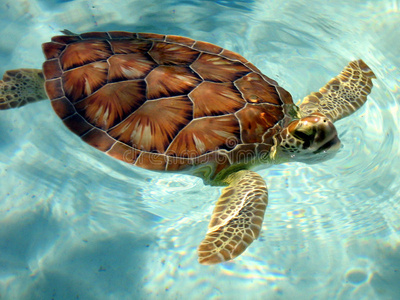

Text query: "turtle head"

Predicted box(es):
[279, 113, 341, 163]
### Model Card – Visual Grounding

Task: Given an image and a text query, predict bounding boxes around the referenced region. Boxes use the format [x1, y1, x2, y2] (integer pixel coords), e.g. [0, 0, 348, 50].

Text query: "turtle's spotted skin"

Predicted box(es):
[0, 69, 46, 109]
[42, 31, 292, 181]
[0, 30, 376, 265]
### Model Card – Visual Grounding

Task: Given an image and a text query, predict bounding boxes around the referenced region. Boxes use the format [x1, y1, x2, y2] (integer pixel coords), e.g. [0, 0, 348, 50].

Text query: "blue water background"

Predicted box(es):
[0, 0, 399, 299]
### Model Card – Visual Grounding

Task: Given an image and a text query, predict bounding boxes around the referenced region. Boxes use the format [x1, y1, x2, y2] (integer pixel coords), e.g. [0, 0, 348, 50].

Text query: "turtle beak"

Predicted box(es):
[313, 134, 341, 154]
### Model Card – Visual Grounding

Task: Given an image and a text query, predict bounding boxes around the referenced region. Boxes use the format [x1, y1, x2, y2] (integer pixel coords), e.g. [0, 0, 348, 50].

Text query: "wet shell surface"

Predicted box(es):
[42, 31, 293, 175]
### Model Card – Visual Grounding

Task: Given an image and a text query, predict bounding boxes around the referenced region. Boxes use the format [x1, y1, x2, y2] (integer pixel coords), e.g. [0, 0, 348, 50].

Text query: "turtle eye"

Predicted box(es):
[293, 130, 310, 141]
[293, 130, 312, 149]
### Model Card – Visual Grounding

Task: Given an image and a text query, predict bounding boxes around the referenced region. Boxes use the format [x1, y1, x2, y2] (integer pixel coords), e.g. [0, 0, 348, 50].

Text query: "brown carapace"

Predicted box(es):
[42, 31, 292, 177]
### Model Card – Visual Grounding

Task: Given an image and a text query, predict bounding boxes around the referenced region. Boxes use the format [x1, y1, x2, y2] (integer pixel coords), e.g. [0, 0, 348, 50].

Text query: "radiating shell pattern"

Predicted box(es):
[42, 31, 293, 180]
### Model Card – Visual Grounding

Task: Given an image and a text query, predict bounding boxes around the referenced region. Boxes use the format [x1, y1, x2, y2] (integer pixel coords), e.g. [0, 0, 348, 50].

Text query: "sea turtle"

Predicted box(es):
[0, 31, 375, 265]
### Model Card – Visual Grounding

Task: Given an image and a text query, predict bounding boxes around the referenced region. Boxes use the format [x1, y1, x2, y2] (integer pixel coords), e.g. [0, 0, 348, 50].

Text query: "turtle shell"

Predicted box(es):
[42, 31, 293, 177]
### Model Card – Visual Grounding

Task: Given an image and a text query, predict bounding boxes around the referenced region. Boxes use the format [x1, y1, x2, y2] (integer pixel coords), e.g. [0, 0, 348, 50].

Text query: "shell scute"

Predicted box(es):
[51, 35, 81, 44]
[191, 53, 251, 82]
[235, 73, 281, 105]
[42, 59, 62, 80]
[146, 66, 201, 99]
[81, 128, 115, 152]
[80, 32, 110, 40]
[42, 42, 66, 60]
[62, 113, 93, 136]
[108, 96, 193, 153]
[275, 86, 294, 105]
[108, 53, 156, 82]
[45, 78, 64, 100]
[220, 49, 248, 63]
[74, 80, 147, 130]
[60, 40, 112, 70]
[165, 35, 195, 47]
[166, 115, 240, 158]
[149, 42, 199, 65]
[110, 39, 153, 54]
[137, 32, 165, 41]
[51, 97, 76, 119]
[193, 40, 223, 54]
[135, 153, 167, 171]
[62, 62, 108, 102]
[189, 81, 245, 118]
[108, 31, 135, 39]
[236, 104, 284, 143]
[244, 62, 262, 73]
[107, 142, 140, 164]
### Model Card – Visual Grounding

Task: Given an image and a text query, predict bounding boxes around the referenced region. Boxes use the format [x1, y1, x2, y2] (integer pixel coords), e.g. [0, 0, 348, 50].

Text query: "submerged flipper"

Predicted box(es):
[0, 68, 46, 110]
[198, 170, 268, 265]
[299, 59, 376, 122]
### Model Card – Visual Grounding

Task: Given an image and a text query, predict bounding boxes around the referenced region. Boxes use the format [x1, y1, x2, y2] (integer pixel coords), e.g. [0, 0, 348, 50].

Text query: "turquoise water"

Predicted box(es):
[0, 0, 399, 299]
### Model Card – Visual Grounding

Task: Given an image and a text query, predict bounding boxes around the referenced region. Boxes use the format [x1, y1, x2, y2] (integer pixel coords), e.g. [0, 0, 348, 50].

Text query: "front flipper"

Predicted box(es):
[0, 68, 46, 110]
[299, 59, 376, 122]
[198, 170, 268, 265]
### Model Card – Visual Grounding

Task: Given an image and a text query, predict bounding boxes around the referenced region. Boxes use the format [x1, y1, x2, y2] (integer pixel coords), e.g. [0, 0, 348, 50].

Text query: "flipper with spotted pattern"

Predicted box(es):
[0, 68, 46, 110]
[198, 170, 268, 265]
[299, 59, 375, 122]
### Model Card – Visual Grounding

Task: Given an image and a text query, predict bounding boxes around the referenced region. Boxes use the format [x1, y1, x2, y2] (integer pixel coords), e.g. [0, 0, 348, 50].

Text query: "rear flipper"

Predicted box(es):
[299, 59, 376, 122]
[198, 170, 268, 265]
[0, 68, 46, 110]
